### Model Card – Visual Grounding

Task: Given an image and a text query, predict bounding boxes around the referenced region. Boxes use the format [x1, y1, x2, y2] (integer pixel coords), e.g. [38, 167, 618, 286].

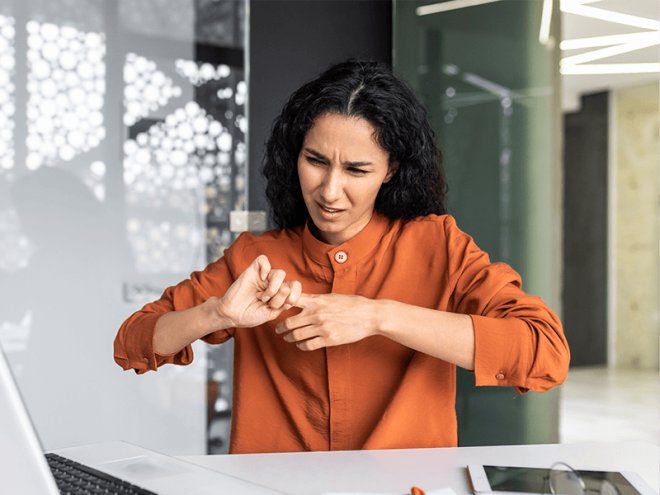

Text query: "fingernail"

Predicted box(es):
[262, 295, 270, 303]
[283, 304, 292, 310]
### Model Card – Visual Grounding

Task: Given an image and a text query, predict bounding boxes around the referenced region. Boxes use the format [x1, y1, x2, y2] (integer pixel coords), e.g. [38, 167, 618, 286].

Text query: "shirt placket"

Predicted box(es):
[326, 257, 357, 451]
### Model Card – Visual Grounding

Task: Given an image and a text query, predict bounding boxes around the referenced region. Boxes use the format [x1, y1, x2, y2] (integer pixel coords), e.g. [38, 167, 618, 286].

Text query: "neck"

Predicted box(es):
[308, 215, 373, 246]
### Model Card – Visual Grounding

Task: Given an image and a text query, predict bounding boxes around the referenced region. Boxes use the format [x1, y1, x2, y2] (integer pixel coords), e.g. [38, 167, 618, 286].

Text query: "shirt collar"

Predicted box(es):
[301, 211, 391, 268]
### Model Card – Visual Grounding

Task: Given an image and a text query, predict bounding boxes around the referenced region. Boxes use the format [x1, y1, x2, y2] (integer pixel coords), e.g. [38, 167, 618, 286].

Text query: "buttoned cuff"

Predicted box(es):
[122, 313, 193, 374]
[117, 313, 160, 374]
[471, 314, 532, 394]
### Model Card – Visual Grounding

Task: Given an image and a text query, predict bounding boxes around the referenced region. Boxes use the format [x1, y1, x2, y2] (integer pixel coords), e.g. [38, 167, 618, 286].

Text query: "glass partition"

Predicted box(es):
[394, 0, 563, 445]
[0, 0, 246, 455]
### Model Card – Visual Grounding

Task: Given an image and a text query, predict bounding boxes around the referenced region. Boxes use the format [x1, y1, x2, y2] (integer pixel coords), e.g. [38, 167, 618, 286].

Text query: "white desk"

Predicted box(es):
[180, 442, 659, 495]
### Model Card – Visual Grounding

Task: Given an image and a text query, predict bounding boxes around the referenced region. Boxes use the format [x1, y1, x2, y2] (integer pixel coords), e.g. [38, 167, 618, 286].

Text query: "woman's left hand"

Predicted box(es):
[275, 293, 377, 351]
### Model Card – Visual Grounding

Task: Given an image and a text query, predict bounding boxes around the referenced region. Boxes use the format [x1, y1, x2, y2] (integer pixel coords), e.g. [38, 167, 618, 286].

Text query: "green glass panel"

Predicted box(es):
[394, 0, 562, 446]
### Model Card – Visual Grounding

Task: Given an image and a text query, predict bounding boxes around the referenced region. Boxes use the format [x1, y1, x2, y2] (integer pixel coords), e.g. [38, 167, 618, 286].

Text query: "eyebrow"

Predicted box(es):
[303, 148, 372, 167]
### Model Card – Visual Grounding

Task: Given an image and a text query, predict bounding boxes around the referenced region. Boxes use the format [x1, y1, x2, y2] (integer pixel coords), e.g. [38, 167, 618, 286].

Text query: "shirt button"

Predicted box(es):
[143, 358, 149, 364]
[496, 372, 505, 380]
[334, 251, 348, 263]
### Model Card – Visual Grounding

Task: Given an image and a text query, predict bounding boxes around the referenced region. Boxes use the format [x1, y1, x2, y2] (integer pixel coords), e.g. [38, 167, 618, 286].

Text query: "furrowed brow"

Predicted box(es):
[304, 148, 371, 167]
[346, 160, 372, 167]
[304, 148, 328, 161]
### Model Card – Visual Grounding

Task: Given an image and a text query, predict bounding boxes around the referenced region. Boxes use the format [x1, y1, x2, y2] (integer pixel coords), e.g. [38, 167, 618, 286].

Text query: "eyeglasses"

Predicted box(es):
[546, 462, 621, 495]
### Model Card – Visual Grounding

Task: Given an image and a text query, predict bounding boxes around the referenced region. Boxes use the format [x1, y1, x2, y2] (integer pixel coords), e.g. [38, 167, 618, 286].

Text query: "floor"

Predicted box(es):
[559, 366, 659, 445]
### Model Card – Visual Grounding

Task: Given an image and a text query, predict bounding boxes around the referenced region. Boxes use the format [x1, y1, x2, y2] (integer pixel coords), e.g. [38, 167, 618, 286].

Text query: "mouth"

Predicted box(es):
[317, 203, 345, 219]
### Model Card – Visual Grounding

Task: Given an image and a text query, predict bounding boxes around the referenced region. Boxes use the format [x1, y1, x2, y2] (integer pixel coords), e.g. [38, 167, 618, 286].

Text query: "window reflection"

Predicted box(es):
[0, 208, 35, 273]
[0, 15, 15, 172]
[25, 21, 106, 169]
[0, 0, 247, 455]
[124, 53, 182, 127]
[176, 59, 230, 86]
[118, 0, 194, 41]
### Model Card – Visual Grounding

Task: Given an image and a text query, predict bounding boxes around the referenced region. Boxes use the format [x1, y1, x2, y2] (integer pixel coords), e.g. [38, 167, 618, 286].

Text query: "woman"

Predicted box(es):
[114, 59, 569, 454]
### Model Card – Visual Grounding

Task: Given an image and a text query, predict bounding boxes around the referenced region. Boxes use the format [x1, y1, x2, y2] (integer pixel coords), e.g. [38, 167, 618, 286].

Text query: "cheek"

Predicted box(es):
[297, 162, 315, 196]
[296, 161, 307, 188]
[348, 179, 383, 205]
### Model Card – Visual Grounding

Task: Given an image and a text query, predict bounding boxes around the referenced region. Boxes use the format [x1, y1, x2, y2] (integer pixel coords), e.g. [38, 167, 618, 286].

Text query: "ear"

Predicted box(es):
[383, 162, 399, 183]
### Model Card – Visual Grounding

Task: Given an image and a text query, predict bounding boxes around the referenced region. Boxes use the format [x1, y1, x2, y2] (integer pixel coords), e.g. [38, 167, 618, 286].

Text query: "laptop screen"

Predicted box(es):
[0, 345, 60, 494]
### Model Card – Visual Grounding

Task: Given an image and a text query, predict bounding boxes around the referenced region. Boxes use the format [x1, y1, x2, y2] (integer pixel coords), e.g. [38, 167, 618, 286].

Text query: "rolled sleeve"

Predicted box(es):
[445, 216, 570, 393]
[113, 312, 198, 374]
[113, 313, 161, 374]
[113, 251, 238, 373]
[472, 312, 569, 393]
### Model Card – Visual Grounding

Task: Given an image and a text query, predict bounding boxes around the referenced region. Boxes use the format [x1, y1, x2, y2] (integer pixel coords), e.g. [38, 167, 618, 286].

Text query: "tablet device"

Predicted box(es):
[467, 465, 657, 495]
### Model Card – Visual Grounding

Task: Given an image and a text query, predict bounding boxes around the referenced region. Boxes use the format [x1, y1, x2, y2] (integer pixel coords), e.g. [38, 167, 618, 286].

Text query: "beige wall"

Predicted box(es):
[614, 82, 659, 370]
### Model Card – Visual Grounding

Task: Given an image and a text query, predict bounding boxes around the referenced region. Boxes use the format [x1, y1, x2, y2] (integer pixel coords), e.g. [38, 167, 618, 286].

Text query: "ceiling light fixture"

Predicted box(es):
[539, 0, 554, 45]
[560, 39, 659, 67]
[560, 0, 660, 30]
[561, 31, 659, 50]
[416, 0, 502, 16]
[560, 63, 659, 74]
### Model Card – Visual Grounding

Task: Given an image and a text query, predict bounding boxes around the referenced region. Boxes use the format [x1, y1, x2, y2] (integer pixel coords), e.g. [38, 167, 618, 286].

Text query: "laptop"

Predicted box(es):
[0, 345, 286, 495]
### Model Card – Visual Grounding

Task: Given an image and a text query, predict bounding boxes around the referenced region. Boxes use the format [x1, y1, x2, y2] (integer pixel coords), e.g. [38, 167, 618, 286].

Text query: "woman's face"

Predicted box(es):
[297, 112, 397, 246]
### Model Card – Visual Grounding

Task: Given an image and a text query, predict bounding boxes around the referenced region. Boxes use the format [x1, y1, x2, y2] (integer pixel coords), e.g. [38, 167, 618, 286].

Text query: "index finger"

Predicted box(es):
[282, 280, 303, 310]
[253, 255, 271, 281]
[293, 293, 316, 309]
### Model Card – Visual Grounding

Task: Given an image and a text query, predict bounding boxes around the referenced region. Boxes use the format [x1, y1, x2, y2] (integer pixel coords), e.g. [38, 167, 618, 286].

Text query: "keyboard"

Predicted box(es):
[46, 453, 158, 495]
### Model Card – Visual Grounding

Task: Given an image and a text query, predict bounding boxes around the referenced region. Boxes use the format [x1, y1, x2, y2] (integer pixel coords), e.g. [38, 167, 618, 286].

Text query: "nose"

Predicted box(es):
[319, 167, 343, 204]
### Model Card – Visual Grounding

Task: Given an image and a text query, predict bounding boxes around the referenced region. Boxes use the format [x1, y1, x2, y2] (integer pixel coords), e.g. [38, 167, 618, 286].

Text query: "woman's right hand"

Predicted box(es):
[216, 255, 302, 329]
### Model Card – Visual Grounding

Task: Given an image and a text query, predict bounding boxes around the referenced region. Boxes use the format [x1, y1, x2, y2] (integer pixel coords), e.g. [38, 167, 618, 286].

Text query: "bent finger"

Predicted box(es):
[253, 255, 271, 281]
[282, 281, 303, 310]
[261, 269, 286, 302]
[268, 283, 291, 310]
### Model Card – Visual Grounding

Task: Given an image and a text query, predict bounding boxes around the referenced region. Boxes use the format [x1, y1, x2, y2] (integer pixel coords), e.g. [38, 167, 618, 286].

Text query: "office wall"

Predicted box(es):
[563, 93, 608, 367]
[613, 82, 659, 370]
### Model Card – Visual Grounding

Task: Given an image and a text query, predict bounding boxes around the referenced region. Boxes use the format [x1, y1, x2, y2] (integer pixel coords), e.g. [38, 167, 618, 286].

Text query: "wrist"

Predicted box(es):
[371, 299, 391, 338]
[206, 296, 236, 331]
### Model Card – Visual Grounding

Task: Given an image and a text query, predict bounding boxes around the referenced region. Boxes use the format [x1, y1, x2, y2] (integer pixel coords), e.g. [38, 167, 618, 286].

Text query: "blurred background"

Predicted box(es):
[0, 0, 657, 455]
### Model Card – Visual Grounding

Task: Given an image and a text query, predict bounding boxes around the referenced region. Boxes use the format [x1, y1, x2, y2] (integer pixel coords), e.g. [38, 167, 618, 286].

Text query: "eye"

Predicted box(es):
[348, 167, 369, 175]
[305, 155, 324, 165]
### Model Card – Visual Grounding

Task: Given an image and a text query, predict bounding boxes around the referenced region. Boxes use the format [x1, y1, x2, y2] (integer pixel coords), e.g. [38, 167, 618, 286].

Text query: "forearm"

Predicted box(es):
[373, 299, 475, 370]
[153, 297, 233, 355]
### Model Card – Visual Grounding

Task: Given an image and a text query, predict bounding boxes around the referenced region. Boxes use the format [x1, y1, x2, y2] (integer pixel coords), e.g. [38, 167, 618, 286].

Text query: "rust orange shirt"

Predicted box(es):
[114, 213, 569, 454]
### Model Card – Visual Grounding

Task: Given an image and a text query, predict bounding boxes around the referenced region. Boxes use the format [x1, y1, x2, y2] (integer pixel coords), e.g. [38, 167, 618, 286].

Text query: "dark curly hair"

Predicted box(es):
[262, 58, 447, 230]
